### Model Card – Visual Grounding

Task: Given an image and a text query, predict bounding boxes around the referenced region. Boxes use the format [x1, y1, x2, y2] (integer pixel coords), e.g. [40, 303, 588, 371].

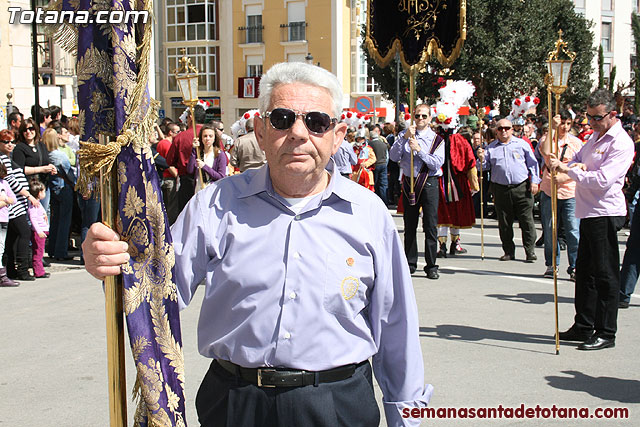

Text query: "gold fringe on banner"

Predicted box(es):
[44, 0, 80, 54]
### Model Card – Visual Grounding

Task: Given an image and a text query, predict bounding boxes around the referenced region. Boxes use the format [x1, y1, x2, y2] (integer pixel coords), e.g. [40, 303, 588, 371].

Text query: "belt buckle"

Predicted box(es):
[257, 368, 277, 388]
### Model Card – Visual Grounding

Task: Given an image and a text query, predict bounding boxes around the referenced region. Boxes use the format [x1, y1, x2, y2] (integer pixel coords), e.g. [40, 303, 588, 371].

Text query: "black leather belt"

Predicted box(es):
[493, 180, 527, 189]
[216, 359, 361, 388]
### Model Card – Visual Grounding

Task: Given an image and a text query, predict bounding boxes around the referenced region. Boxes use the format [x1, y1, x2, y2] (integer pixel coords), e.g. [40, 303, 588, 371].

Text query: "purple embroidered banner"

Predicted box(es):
[49, 1, 187, 425]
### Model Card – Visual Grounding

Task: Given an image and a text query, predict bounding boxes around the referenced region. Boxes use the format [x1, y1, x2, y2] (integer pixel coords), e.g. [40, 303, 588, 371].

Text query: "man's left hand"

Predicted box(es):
[531, 183, 539, 195]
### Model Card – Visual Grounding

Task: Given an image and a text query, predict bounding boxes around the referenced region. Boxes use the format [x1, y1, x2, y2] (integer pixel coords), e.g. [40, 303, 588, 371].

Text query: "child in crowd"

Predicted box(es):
[0, 162, 17, 287]
[28, 180, 50, 279]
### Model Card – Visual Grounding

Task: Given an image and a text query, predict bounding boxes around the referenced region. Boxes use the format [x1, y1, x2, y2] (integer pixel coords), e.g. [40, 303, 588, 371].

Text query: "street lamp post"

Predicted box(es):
[545, 30, 575, 356]
[174, 49, 204, 191]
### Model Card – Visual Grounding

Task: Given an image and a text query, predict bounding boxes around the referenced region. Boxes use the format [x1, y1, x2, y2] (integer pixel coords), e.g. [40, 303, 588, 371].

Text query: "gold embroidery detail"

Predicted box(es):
[341, 276, 360, 300]
[121, 171, 184, 425]
[123, 186, 144, 219]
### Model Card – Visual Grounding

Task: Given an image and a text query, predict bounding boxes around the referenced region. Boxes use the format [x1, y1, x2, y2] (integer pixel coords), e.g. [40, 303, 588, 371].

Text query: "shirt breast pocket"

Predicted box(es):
[323, 252, 373, 319]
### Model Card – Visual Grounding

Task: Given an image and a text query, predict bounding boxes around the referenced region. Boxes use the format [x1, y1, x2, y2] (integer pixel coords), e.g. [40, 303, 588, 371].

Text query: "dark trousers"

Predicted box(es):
[195, 360, 380, 427]
[4, 214, 31, 275]
[620, 205, 640, 303]
[177, 175, 195, 216]
[574, 216, 625, 339]
[387, 160, 401, 205]
[48, 184, 74, 258]
[161, 177, 180, 225]
[402, 176, 439, 272]
[491, 181, 536, 257]
[78, 193, 101, 262]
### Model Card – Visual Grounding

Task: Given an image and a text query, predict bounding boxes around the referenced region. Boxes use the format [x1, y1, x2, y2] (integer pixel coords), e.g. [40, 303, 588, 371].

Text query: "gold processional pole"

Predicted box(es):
[409, 66, 416, 198]
[546, 78, 559, 355]
[174, 49, 204, 192]
[546, 30, 576, 356]
[476, 107, 486, 260]
[99, 134, 128, 426]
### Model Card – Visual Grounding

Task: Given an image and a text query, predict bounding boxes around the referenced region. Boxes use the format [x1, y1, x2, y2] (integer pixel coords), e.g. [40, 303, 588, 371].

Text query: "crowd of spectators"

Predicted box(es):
[3, 97, 640, 305]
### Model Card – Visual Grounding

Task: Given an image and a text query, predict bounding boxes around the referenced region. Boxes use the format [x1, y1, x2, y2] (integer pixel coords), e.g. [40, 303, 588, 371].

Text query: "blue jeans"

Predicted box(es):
[540, 192, 579, 270]
[42, 187, 51, 217]
[48, 184, 74, 258]
[373, 163, 388, 205]
[620, 203, 640, 303]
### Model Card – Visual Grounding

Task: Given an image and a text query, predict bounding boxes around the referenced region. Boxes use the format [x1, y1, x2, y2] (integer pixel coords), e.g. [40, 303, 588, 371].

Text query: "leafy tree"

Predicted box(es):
[364, 0, 594, 113]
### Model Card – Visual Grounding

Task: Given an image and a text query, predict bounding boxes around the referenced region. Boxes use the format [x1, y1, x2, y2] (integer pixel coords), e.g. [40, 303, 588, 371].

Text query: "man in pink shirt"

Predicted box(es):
[539, 110, 583, 280]
[550, 89, 634, 351]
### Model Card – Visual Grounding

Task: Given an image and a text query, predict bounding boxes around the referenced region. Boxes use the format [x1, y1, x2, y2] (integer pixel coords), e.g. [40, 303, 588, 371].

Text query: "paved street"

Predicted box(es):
[1, 212, 638, 426]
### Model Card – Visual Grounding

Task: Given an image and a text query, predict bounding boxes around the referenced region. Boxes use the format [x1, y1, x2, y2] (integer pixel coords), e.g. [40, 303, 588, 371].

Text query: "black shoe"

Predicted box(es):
[558, 327, 594, 342]
[525, 254, 537, 263]
[619, 301, 630, 309]
[54, 256, 74, 261]
[559, 241, 567, 251]
[16, 272, 36, 281]
[499, 254, 515, 261]
[436, 242, 447, 258]
[35, 273, 51, 279]
[42, 259, 50, 267]
[409, 266, 417, 274]
[535, 236, 544, 247]
[577, 336, 615, 351]
[424, 267, 439, 280]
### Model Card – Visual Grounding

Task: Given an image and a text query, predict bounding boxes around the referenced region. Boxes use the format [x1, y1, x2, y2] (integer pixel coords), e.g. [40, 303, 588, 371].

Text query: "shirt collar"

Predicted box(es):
[595, 119, 623, 143]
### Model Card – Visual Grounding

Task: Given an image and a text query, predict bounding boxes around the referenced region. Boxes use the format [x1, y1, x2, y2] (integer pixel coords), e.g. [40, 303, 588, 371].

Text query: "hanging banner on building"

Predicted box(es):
[365, 0, 467, 69]
[238, 77, 260, 98]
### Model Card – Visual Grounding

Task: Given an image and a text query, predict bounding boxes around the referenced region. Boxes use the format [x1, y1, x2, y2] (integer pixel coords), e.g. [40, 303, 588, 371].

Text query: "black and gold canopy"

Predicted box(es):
[365, 0, 467, 70]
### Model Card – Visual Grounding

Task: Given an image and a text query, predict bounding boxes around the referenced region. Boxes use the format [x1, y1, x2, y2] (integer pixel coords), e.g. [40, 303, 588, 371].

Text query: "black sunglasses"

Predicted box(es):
[586, 112, 610, 122]
[0, 140, 15, 144]
[25, 127, 36, 132]
[265, 108, 337, 134]
[497, 126, 512, 131]
[414, 114, 429, 119]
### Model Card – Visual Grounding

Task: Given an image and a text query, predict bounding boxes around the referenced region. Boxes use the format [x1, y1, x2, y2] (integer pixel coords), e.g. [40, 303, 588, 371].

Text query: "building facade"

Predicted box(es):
[1, 0, 77, 125]
[574, 0, 639, 95]
[155, 0, 389, 128]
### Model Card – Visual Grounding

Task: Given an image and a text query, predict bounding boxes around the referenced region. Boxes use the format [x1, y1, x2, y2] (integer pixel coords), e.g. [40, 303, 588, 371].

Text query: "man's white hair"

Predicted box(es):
[258, 62, 343, 117]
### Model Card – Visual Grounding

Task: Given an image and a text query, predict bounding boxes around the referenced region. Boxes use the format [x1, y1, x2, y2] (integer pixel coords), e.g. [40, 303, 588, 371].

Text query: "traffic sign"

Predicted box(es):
[159, 109, 166, 119]
[354, 96, 373, 113]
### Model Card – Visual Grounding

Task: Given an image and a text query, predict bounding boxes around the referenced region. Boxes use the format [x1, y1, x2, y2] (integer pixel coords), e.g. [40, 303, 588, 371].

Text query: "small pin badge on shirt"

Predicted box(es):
[346, 257, 354, 266]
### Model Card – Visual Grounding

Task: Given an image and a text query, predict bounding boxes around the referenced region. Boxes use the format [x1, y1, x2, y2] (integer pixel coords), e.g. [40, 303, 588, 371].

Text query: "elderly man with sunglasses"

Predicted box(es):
[82, 62, 431, 426]
[550, 89, 634, 350]
[477, 118, 540, 262]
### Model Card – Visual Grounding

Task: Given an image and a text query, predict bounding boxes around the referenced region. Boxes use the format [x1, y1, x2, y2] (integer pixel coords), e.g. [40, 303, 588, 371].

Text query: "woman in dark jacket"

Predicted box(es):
[13, 118, 56, 212]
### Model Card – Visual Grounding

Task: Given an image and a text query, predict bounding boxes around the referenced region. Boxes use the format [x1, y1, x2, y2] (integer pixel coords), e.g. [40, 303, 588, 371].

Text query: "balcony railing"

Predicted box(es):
[280, 22, 307, 42]
[238, 25, 264, 44]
